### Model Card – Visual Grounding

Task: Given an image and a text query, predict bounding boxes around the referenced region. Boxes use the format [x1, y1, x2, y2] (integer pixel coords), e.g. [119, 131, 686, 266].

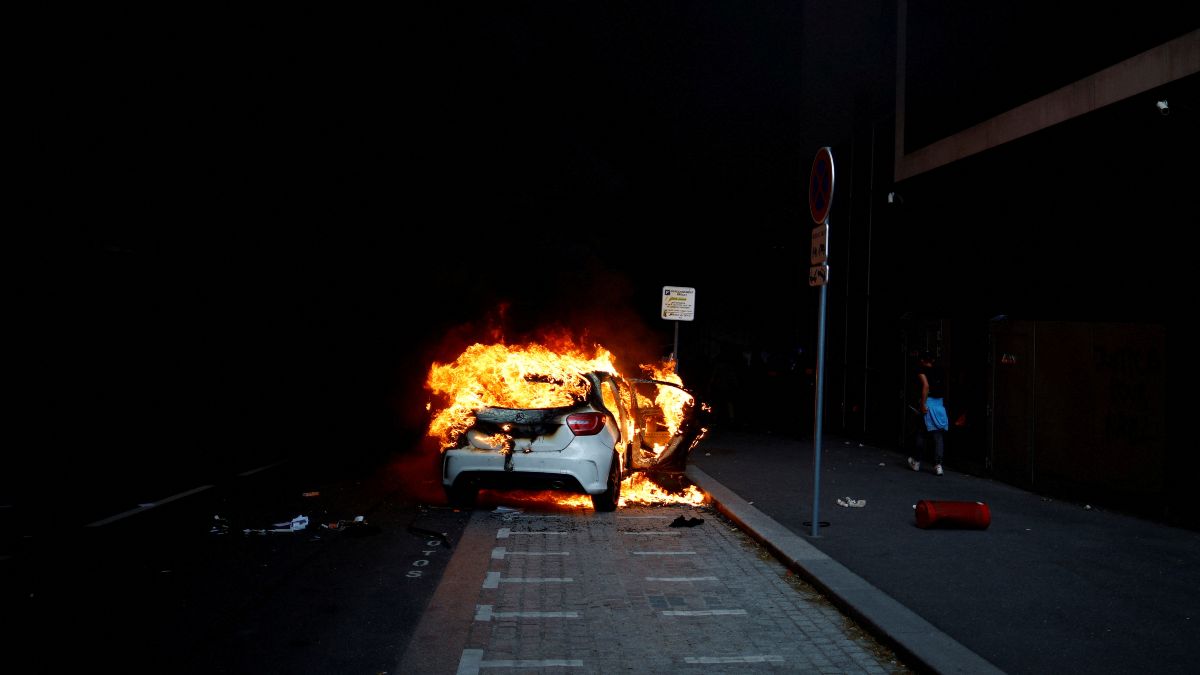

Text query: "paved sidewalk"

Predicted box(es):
[401, 505, 910, 674]
[688, 429, 1200, 675]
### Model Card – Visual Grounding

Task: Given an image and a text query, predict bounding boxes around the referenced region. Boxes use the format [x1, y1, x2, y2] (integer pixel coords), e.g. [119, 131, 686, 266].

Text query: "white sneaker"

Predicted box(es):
[907, 457, 920, 472]
[935, 464, 944, 476]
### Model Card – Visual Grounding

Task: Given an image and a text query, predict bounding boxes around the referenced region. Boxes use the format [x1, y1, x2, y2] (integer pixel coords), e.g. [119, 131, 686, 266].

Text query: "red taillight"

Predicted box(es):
[566, 412, 606, 436]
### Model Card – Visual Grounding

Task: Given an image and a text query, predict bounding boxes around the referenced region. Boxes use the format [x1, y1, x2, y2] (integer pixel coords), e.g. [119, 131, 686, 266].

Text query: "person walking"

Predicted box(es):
[908, 350, 949, 475]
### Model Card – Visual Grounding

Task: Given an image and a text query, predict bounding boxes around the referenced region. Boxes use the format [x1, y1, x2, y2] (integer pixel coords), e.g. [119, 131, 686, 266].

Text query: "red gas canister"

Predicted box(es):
[915, 500, 991, 529]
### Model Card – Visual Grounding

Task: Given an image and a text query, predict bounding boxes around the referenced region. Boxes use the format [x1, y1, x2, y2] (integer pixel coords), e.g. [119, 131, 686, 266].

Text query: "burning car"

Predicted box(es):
[426, 341, 706, 511]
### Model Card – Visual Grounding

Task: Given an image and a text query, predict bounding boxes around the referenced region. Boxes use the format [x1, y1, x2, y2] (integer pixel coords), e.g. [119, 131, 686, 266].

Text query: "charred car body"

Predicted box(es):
[442, 371, 704, 511]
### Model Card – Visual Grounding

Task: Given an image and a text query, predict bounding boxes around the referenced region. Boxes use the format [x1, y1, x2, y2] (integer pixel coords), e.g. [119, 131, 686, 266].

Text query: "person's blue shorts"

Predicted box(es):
[925, 397, 949, 432]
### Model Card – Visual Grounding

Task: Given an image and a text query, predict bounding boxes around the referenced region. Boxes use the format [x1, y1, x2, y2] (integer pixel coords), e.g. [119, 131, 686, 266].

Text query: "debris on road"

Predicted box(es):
[669, 515, 704, 527]
[408, 524, 451, 547]
[914, 500, 990, 529]
[210, 515, 230, 535]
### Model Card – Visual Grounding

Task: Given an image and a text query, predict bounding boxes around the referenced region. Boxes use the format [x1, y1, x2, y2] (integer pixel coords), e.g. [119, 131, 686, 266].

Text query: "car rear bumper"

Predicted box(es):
[443, 449, 608, 494]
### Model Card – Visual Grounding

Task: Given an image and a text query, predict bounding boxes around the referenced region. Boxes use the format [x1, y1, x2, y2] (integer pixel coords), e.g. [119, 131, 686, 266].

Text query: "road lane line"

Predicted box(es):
[484, 571, 574, 588]
[645, 576, 719, 582]
[86, 484, 214, 527]
[663, 609, 748, 616]
[473, 605, 578, 621]
[456, 649, 483, 675]
[496, 528, 567, 539]
[631, 551, 695, 555]
[481, 658, 584, 668]
[491, 547, 569, 559]
[685, 655, 784, 663]
[458, 649, 584, 672]
[237, 459, 289, 476]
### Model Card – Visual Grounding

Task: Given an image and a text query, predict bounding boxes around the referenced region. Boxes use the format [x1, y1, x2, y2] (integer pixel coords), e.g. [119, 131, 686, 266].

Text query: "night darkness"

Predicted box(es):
[14, 6, 1195, 515]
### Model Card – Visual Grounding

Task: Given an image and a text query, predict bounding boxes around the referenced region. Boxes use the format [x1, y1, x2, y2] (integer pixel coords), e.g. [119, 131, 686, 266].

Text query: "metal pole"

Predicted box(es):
[812, 272, 828, 537]
[673, 320, 680, 366]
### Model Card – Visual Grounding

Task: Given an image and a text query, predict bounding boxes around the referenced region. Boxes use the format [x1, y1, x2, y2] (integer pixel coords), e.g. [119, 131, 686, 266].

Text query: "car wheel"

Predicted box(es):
[591, 453, 621, 512]
[445, 483, 477, 508]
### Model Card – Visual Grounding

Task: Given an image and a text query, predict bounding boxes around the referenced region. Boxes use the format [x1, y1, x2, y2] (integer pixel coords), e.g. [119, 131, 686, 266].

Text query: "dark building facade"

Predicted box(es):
[804, 3, 1196, 526]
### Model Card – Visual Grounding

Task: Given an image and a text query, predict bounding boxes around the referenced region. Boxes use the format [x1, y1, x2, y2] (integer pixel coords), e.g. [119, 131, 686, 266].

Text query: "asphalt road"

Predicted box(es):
[1, 448, 470, 674]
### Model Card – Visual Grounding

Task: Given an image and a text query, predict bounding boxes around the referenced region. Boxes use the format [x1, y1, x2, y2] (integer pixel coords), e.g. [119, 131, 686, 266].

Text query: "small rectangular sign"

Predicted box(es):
[661, 286, 696, 321]
[810, 224, 828, 264]
[808, 265, 830, 287]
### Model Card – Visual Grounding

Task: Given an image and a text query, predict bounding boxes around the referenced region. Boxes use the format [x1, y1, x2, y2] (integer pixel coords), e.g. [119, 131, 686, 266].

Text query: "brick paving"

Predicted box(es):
[439, 505, 909, 674]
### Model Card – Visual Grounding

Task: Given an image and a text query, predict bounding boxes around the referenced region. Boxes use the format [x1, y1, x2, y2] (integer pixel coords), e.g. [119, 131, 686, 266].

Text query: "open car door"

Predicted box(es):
[625, 378, 706, 473]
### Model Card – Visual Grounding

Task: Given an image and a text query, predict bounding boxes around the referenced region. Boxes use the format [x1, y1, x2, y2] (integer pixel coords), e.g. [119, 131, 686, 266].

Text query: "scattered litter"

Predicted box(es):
[242, 515, 311, 534]
[1084, 504, 1092, 510]
[273, 515, 309, 532]
[493, 506, 523, 514]
[879, 463, 886, 467]
[210, 515, 230, 535]
[321, 516, 361, 530]
[836, 497, 866, 508]
[321, 515, 378, 536]
[669, 515, 704, 528]
[705, 453, 711, 456]
[858, 443, 864, 447]
[302, 491, 320, 497]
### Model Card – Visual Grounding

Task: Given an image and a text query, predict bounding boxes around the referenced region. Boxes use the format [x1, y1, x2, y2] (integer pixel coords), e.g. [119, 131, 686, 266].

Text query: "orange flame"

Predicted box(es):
[481, 475, 705, 510]
[425, 334, 703, 509]
[619, 474, 705, 506]
[425, 337, 690, 450]
[426, 337, 618, 447]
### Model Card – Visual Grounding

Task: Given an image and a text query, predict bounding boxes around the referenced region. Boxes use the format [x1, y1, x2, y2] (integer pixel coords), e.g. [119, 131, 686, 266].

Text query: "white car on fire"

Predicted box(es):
[441, 371, 702, 511]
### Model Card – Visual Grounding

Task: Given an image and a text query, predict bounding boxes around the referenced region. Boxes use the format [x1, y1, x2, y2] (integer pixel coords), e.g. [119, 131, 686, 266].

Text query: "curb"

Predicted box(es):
[686, 465, 1005, 675]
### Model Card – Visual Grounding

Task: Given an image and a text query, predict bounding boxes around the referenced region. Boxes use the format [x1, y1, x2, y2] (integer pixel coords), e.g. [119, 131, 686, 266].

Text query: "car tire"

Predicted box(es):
[445, 483, 477, 508]
[591, 453, 621, 512]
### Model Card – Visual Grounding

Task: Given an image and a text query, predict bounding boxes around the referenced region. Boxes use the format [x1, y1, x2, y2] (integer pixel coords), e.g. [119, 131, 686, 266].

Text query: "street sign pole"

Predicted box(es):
[662, 286, 696, 369]
[807, 147, 835, 538]
[673, 320, 680, 366]
[812, 267, 828, 538]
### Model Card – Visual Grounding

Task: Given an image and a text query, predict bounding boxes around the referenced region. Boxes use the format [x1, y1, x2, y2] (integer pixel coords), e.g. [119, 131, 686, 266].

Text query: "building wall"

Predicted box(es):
[815, 4, 1194, 524]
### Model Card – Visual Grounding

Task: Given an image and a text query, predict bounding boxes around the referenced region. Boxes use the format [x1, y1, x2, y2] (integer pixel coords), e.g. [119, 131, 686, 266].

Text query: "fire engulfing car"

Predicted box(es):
[441, 371, 705, 511]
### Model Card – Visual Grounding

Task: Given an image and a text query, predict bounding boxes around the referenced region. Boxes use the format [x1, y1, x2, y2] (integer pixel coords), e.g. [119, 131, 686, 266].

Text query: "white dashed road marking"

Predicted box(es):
[474, 605, 579, 621]
[490, 547, 569, 559]
[483, 571, 573, 588]
[495, 528, 567, 539]
[685, 655, 784, 664]
[456, 649, 583, 674]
